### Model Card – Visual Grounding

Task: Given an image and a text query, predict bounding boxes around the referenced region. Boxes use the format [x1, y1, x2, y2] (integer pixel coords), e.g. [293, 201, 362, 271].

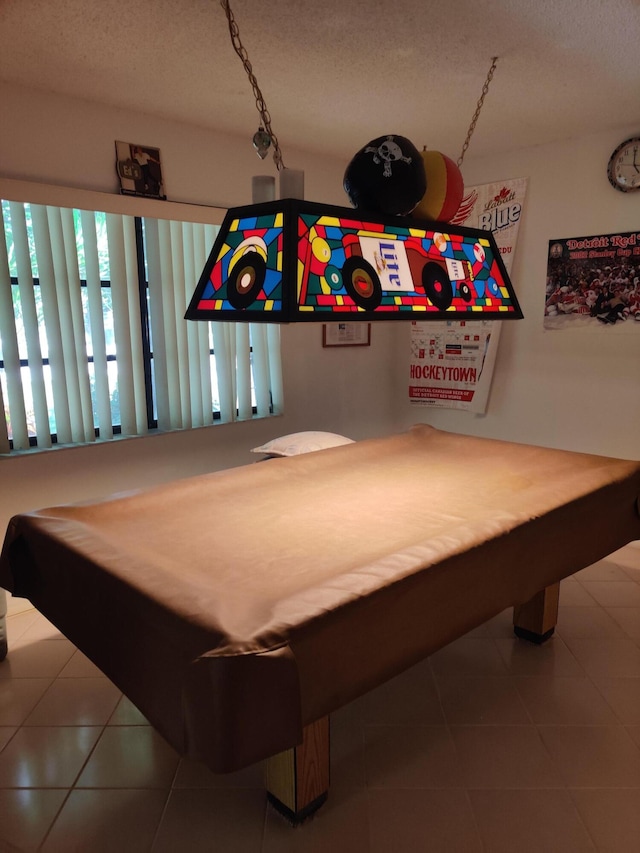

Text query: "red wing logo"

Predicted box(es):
[450, 189, 478, 225]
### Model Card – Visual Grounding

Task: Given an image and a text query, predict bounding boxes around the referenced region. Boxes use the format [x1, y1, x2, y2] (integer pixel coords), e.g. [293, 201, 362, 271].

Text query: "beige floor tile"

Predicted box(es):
[368, 788, 482, 853]
[429, 638, 508, 677]
[0, 789, 68, 853]
[592, 677, 640, 724]
[359, 658, 444, 725]
[469, 788, 596, 852]
[574, 559, 634, 582]
[437, 676, 530, 725]
[330, 706, 366, 788]
[557, 606, 626, 639]
[558, 583, 597, 606]
[41, 789, 169, 853]
[571, 788, 640, 853]
[0, 638, 76, 679]
[562, 637, 640, 677]
[263, 787, 370, 853]
[495, 637, 584, 677]
[152, 788, 266, 853]
[58, 649, 105, 678]
[107, 694, 150, 726]
[76, 725, 180, 789]
[0, 726, 101, 787]
[173, 755, 264, 789]
[605, 543, 640, 573]
[579, 581, 640, 607]
[514, 677, 618, 725]
[6, 595, 35, 617]
[16, 615, 66, 643]
[451, 725, 563, 788]
[0, 678, 53, 726]
[539, 725, 640, 786]
[5, 610, 40, 644]
[23, 677, 121, 726]
[604, 606, 640, 638]
[364, 725, 461, 788]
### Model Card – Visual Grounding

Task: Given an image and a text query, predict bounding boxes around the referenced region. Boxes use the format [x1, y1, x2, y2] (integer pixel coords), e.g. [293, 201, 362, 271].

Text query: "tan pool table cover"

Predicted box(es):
[2, 426, 640, 771]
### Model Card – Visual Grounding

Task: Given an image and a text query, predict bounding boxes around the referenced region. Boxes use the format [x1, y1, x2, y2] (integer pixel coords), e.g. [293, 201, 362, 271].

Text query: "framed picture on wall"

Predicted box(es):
[115, 140, 166, 200]
[544, 229, 640, 331]
[322, 323, 371, 347]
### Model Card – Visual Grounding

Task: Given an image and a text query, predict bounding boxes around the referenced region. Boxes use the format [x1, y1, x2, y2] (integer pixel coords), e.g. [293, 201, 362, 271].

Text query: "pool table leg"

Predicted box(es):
[264, 716, 330, 824]
[513, 582, 560, 644]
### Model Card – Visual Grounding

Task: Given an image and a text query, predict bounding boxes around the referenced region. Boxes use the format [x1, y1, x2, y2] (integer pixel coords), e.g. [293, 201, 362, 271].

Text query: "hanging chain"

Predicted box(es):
[219, 0, 285, 170]
[457, 56, 499, 168]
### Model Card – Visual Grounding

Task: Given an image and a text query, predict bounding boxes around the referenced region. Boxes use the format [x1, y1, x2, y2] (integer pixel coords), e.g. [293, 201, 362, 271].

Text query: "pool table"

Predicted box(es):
[1, 425, 639, 822]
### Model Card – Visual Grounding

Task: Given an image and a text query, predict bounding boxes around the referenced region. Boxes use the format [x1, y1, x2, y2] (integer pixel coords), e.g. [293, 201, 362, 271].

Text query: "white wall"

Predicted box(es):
[0, 83, 343, 209]
[392, 126, 640, 460]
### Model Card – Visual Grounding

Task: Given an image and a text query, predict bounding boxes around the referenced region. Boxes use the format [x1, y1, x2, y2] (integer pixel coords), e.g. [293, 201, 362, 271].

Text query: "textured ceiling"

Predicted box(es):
[2, 0, 640, 166]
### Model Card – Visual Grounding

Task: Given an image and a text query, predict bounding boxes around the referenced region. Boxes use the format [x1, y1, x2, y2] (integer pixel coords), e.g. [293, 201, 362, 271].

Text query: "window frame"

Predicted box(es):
[0, 178, 281, 454]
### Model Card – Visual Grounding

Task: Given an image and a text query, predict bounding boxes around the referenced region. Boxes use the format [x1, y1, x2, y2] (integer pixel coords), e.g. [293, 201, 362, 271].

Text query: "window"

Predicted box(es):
[0, 182, 283, 453]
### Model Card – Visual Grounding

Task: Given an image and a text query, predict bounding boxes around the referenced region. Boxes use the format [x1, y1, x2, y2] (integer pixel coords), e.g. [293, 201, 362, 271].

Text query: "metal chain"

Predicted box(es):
[219, 0, 285, 170]
[457, 56, 499, 167]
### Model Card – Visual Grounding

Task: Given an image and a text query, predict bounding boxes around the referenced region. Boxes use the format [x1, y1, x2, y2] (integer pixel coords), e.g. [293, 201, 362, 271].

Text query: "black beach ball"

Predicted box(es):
[343, 135, 427, 216]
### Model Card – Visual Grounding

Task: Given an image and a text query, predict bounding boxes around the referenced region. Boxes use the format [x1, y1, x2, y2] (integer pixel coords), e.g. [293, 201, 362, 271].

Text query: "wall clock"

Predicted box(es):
[607, 137, 640, 192]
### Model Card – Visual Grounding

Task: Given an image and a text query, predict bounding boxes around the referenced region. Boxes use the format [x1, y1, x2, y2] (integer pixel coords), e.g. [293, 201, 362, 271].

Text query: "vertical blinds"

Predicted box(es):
[0, 197, 283, 453]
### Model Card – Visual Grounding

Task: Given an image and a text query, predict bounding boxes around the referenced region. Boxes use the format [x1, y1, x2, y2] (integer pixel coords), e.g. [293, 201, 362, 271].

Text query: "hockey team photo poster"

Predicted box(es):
[545, 231, 640, 332]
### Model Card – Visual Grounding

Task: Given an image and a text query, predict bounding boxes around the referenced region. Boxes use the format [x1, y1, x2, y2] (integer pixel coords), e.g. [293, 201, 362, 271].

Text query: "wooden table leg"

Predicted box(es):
[265, 716, 330, 824]
[513, 582, 560, 644]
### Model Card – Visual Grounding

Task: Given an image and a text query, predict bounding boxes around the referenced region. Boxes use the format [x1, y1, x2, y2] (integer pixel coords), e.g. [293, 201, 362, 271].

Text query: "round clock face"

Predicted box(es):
[607, 137, 640, 192]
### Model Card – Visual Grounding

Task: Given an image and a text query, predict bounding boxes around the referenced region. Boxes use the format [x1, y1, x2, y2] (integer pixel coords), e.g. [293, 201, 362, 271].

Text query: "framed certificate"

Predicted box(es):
[322, 323, 371, 347]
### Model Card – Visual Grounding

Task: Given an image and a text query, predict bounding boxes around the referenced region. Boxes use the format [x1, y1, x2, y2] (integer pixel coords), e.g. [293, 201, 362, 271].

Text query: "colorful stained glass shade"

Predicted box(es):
[185, 200, 523, 323]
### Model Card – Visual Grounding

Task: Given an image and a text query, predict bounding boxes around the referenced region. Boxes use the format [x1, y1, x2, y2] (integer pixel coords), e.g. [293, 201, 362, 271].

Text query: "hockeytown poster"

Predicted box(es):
[409, 176, 528, 413]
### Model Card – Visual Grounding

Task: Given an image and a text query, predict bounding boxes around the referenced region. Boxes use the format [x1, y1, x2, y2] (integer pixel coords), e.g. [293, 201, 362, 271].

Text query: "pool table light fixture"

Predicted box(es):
[185, 198, 523, 324]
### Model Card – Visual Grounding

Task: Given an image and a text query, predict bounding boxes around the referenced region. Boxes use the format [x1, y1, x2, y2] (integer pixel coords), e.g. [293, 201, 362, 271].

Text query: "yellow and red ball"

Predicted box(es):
[412, 148, 464, 223]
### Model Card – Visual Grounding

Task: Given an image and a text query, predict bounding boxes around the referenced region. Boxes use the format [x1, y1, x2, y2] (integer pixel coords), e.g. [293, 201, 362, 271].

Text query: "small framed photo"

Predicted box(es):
[115, 140, 166, 199]
[322, 323, 371, 347]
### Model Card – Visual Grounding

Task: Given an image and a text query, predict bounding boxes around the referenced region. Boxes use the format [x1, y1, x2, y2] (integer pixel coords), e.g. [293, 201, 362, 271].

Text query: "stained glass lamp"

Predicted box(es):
[185, 199, 523, 323]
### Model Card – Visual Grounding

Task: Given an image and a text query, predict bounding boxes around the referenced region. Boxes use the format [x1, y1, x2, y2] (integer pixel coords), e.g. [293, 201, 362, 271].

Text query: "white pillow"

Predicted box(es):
[251, 431, 354, 457]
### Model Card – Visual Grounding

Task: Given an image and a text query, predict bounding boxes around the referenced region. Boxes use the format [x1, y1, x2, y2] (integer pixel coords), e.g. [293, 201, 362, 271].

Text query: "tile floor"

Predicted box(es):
[2, 543, 640, 851]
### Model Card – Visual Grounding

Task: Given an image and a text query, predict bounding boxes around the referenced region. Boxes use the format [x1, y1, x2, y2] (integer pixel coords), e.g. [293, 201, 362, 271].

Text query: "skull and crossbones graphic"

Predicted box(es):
[365, 136, 412, 177]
